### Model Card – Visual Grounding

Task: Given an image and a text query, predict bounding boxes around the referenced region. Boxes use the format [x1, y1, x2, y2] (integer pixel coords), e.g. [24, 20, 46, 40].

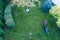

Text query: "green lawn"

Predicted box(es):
[3, 6, 60, 40]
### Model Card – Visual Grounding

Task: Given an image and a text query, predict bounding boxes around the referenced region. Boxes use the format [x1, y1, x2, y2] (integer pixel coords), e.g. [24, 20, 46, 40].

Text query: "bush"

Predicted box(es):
[49, 6, 60, 28]
[0, 28, 4, 36]
[42, 0, 52, 12]
[0, 37, 3, 40]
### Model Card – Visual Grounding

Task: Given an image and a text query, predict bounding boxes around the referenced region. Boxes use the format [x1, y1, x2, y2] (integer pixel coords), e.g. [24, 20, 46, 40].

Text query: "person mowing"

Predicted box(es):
[42, 19, 49, 35]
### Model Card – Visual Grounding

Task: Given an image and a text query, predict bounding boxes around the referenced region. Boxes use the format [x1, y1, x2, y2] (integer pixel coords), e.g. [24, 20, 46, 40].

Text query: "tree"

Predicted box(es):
[4, 4, 15, 28]
[5, 17, 15, 27]
[49, 6, 60, 28]
[42, 0, 52, 12]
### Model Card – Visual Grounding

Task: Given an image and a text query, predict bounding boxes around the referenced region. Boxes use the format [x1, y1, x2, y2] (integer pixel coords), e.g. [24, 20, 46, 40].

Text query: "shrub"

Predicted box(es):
[42, 0, 52, 12]
[49, 6, 60, 28]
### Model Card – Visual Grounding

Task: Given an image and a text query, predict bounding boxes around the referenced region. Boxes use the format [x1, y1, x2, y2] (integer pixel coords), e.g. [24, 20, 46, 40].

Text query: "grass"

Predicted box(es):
[3, 6, 60, 40]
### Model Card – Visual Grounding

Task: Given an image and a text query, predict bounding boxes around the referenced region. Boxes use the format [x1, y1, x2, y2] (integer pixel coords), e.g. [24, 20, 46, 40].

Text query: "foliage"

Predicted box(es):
[4, 4, 13, 14]
[0, 15, 2, 20]
[0, 20, 3, 28]
[34, 1, 41, 9]
[56, 19, 60, 28]
[0, 37, 3, 40]
[34, 1, 38, 6]
[0, 0, 4, 11]
[30, 0, 33, 2]
[0, 28, 4, 36]
[4, 0, 11, 6]
[49, 6, 60, 18]
[4, 4, 15, 27]
[0, 0, 4, 40]
[0, 10, 3, 16]
[0, 0, 4, 26]
[42, 0, 52, 12]
[0, 10, 3, 20]
[49, 6, 60, 28]
[5, 17, 15, 27]
[0, 0, 4, 28]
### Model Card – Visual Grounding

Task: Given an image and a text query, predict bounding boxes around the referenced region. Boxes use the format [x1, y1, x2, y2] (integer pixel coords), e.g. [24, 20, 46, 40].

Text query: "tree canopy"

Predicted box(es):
[42, 0, 52, 12]
[4, 4, 15, 28]
[49, 6, 60, 28]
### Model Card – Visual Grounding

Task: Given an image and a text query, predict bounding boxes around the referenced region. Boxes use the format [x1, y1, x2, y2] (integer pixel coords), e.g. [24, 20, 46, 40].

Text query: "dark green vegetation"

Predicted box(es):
[4, 0, 11, 6]
[0, 0, 4, 40]
[3, 6, 60, 40]
[0, 0, 4, 11]
[0, 0, 59, 40]
[0, 37, 3, 40]
[0, 0, 5, 27]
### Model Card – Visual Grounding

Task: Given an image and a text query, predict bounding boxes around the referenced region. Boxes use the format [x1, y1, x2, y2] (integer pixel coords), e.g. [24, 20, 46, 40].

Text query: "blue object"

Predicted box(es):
[43, 20, 47, 26]
[43, 20, 49, 34]
[42, 0, 52, 12]
[45, 27, 49, 34]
